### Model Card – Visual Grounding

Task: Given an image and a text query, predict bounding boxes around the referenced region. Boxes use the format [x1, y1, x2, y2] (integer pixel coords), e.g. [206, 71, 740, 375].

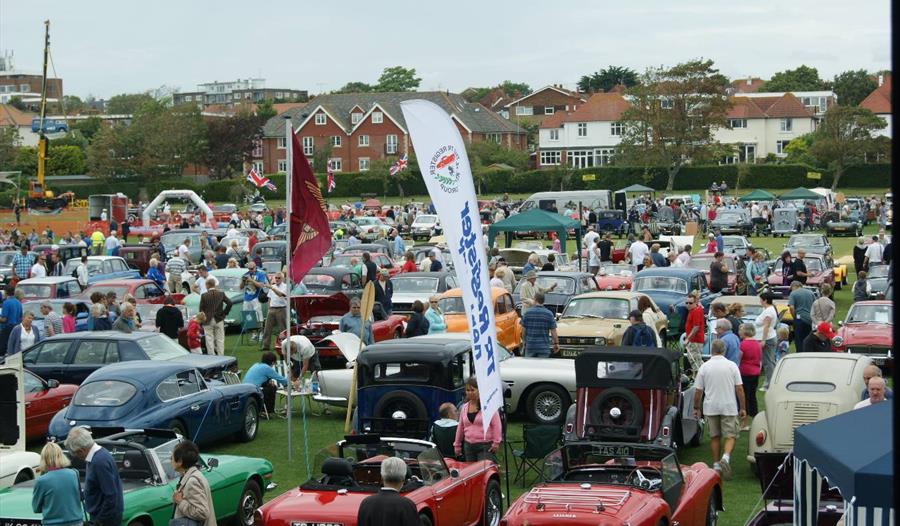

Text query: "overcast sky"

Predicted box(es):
[0, 0, 891, 99]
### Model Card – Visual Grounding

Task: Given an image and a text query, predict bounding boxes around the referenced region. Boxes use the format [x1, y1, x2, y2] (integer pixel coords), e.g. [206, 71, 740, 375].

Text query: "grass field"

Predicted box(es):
[194, 222, 882, 526]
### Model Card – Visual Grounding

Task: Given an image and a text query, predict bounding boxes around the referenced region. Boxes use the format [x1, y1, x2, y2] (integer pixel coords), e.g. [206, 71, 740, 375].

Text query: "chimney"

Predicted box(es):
[878, 74, 884, 86]
[746, 77, 752, 86]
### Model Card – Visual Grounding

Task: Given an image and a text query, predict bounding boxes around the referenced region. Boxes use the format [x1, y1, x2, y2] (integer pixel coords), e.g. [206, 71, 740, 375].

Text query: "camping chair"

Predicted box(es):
[237, 309, 261, 345]
[512, 423, 562, 486]
[430, 423, 458, 459]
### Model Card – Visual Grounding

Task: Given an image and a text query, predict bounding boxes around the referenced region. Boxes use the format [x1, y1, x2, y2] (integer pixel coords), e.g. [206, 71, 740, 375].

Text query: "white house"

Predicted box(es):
[860, 74, 892, 138]
[714, 93, 818, 162]
[0, 104, 39, 147]
[537, 93, 629, 168]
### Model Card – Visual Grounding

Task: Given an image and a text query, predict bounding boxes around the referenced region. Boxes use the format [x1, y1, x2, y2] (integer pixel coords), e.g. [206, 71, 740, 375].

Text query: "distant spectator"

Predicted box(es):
[810, 284, 835, 326]
[860, 365, 894, 401]
[155, 295, 185, 340]
[339, 298, 373, 345]
[112, 303, 136, 333]
[7, 311, 41, 355]
[186, 312, 206, 354]
[454, 377, 502, 463]
[40, 301, 63, 337]
[404, 300, 430, 338]
[61, 302, 77, 334]
[519, 291, 558, 357]
[401, 252, 418, 273]
[852, 271, 869, 302]
[683, 293, 705, 376]
[714, 318, 741, 366]
[32, 442, 84, 526]
[800, 322, 835, 353]
[738, 323, 761, 431]
[621, 309, 657, 347]
[754, 293, 778, 390]
[425, 295, 446, 334]
[244, 351, 288, 413]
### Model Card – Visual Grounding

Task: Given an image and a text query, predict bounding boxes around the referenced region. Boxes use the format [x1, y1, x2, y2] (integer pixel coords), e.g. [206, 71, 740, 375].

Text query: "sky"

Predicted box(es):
[0, 0, 891, 100]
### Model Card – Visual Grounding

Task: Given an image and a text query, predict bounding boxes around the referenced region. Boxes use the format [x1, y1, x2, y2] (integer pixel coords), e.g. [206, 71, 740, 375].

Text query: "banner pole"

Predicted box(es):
[284, 115, 293, 462]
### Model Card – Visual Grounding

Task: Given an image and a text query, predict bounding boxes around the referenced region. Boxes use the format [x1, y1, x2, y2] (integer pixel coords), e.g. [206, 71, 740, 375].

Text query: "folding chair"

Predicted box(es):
[430, 423, 458, 459]
[512, 423, 562, 486]
[238, 309, 261, 345]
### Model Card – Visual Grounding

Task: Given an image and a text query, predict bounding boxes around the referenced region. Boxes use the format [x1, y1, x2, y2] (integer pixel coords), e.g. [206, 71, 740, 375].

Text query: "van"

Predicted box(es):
[520, 190, 612, 215]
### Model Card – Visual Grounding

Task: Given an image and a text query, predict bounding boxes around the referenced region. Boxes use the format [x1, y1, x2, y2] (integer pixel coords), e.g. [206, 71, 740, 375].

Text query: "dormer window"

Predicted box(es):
[372, 111, 383, 124]
[315, 113, 326, 125]
[351, 112, 363, 125]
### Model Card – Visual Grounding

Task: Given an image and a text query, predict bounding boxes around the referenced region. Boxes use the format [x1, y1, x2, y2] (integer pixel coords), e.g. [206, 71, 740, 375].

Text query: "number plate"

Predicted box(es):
[560, 348, 582, 358]
[1, 520, 42, 526]
[292, 523, 344, 526]
[595, 444, 634, 457]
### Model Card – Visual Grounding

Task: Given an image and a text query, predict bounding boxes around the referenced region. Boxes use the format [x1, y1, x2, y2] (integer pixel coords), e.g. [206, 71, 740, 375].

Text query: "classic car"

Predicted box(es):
[824, 210, 864, 237]
[502, 442, 721, 526]
[266, 223, 286, 240]
[253, 240, 286, 273]
[631, 268, 720, 339]
[257, 435, 501, 526]
[119, 244, 161, 276]
[81, 278, 182, 305]
[685, 252, 748, 295]
[654, 205, 682, 235]
[499, 248, 573, 276]
[182, 268, 245, 327]
[784, 233, 833, 258]
[747, 353, 871, 476]
[47, 361, 263, 444]
[22, 299, 92, 334]
[511, 271, 599, 314]
[864, 264, 890, 299]
[710, 208, 753, 235]
[389, 271, 459, 314]
[720, 235, 754, 258]
[16, 276, 83, 300]
[350, 216, 391, 240]
[556, 292, 668, 357]
[767, 254, 834, 297]
[700, 296, 793, 358]
[439, 286, 523, 354]
[0, 429, 274, 526]
[412, 245, 454, 270]
[0, 250, 19, 285]
[340, 242, 394, 257]
[248, 202, 269, 213]
[23, 369, 78, 441]
[300, 267, 364, 300]
[315, 332, 578, 425]
[159, 230, 208, 262]
[30, 244, 89, 263]
[63, 256, 142, 285]
[832, 300, 893, 368]
[22, 331, 236, 385]
[595, 263, 637, 291]
[0, 355, 41, 487]
[134, 303, 197, 350]
[595, 209, 630, 237]
[410, 214, 442, 241]
[329, 251, 400, 277]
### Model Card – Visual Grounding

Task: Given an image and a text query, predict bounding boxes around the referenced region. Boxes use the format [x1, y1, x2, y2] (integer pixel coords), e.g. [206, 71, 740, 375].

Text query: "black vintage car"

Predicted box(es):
[511, 271, 599, 314]
[595, 209, 629, 237]
[300, 267, 364, 300]
[254, 240, 286, 273]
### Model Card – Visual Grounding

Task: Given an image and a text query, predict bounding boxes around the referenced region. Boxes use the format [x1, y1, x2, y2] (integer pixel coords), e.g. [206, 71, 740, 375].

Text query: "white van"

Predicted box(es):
[520, 190, 612, 215]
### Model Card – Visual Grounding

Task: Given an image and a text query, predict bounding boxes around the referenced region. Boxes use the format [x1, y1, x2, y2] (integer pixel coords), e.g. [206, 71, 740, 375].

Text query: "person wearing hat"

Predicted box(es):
[801, 322, 835, 353]
[519, 270, 557, 315]
[374, 268, 393, 316]
[705, 233, 717, 254]
[496, 257, 516, 293]
[39, 301, 63, 337]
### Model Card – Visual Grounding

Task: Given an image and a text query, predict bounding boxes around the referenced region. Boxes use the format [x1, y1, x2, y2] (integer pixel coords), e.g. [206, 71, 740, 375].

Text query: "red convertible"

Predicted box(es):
[832, 300, 893, 369]
[501, 442, 721, 526]
[23, 369, 78, 441]
[595, 263, 636, 291]
[80, 279, 184, 304]
[257, 436, 502, 526]
[275, 293, 406, 368]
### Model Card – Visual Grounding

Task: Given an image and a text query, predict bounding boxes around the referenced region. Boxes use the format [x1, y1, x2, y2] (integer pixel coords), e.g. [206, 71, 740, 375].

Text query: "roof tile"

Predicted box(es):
[860, 75, 891, 114]
[538, 93, 629, 128]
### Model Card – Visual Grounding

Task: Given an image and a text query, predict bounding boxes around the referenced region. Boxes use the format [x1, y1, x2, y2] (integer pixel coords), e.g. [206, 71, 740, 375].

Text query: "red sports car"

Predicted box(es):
[256, 436, 502, 526]
[275, 293, 406, 368]
[502, 442, 721, 526]
[767, 254, 834, 297]
[80, 279, 184, 304]
[23, 370, 78, 441]
[832, 300, 893, 369]
[594, 263, 636, 291]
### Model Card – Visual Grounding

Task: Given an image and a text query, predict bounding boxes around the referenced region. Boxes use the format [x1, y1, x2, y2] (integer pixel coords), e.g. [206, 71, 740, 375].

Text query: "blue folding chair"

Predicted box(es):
[238, 309, 261, 345]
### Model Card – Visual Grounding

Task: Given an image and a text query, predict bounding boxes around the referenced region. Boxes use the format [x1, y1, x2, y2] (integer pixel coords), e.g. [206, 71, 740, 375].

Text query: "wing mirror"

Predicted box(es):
[449, 468, 460, 478]
[207, 458, 219, 469]
[47, 379, 60, 389]
[504, 387, 512, 399]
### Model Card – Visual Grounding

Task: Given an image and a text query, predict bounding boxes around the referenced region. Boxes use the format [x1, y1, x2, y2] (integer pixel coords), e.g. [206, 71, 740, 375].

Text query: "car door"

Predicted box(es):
[69, 340, 120, 384]
[22, 340, 74, 383]
[142, 283, 167, 304]
[419, 447, 472, 526]
[23, 371, 61, 439]
[158, 370, 221, 442]
[659, 452, 691, 523]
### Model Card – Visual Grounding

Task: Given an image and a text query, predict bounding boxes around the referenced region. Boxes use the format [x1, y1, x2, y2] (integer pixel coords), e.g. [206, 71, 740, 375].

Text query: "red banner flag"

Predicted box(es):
[289, 133, 332, 283]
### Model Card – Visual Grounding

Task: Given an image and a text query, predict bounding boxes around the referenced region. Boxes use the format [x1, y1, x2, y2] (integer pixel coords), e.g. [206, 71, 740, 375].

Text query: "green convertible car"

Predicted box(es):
[0, 429, 275, 526]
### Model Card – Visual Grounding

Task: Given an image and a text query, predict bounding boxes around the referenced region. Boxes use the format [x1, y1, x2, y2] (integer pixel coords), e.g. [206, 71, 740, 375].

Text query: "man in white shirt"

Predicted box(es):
[675, 244, 692, 268]
[100, 209, 108, 221]
[282, 334, 317, 385]
[30, 254, 47, 278]
[628, 238, 649, 265]
[177, 239, 191, 263]
[582, 227, 599, 256]
[854, 376, 887, 409]
[104, 232, 119, 255]
[191, 266, 218, 295]
[750, 202, 760, 219]
[75, 255, 90, 288]
[692, 340, 746, 480]
[260, 272, 289, 352]
[864, 235, 884, 268]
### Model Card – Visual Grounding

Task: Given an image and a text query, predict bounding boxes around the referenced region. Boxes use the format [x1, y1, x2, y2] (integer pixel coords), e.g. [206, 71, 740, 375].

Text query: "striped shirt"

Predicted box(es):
[520, 305, 557, 354]
[166, 256, 187, 275]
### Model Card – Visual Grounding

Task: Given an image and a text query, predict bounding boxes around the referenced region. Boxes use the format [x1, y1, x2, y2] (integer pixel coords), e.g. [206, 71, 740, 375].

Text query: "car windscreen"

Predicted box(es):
[546, 443, 667, 481]
[789, 236, 826, 247]
[74, 380, 137, 406]
[328, 255, 355, 268]
[216, 276, 243, 293]
[775, 357, 857, 385]
[515, 276, 576, 295]
[64, 260, 104, 276]
[688, 257, 735, 272]
[633, 276, 688, 294]
[392, 276, 439, 293]
[717, 211, 746, 221]
[562, 298, 630, 320]
[415, 216, 438, 225]
[867, 265, 890, 279]
[136, 334, 189, 360]
[303, 274, 338, 288]
[438, 296, 465, 314]
[499, 251, 530, 267]
[597, 264, 633, 277]
[258, 245, 284, 258]
[17, 284, 52, 298]
[0, 252, 15, 266]
[22, 301, 47, 319]
[847, 304, 892, 324]
[161, 232, 196, 252]
[802, 258, 823, 272]
[85, 285, 130, 299]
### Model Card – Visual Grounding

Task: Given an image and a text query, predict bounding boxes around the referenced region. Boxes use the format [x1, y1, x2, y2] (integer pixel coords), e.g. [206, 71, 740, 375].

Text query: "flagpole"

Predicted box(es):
[283, 115, 293, 462]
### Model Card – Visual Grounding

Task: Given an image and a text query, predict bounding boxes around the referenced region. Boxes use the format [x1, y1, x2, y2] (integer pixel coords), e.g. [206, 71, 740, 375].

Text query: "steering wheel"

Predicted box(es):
[627, 468, 661, 491]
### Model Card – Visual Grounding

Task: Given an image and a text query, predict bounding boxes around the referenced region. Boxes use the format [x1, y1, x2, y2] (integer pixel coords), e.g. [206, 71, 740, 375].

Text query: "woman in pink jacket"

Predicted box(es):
[454, 377, 502, 463]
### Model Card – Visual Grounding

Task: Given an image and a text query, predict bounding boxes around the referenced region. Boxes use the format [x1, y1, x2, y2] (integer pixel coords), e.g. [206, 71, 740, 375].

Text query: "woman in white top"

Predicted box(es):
[588, 240, 601, 275]
[637, 295, 665, 347]
[490, 268, 506, 289]
[8, 311, 42, 355]
[754, 292, 779, 390]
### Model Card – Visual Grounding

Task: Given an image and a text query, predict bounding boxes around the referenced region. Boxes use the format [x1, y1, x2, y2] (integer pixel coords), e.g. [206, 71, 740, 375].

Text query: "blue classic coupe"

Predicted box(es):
[48, 361, 263, 445]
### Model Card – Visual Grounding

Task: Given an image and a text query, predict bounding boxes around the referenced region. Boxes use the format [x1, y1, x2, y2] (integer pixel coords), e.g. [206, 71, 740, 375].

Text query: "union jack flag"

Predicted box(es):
[389, 153, 408, 176]
[326, 160, 336, 193]
[246, 168, 277, 191]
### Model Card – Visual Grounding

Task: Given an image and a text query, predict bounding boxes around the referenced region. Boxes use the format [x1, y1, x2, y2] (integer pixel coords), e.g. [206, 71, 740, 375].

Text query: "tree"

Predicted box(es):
[461, 87, 493, 103]
[335, 81, 373, 94]
[13, 145, 86, 177]
[128, 101, 207, 178]
[577, 65, 639, 93]
[616, 59, 732, 190]
[255, 99, 277, 122]
[808, 105, 887, 190]
[832, 70, 878, 107]
[203, 110, 265, 179]
[87, 123, 133, 177]
[782, 134, 817, 165]
[8, 96, 26, 111]
[498, 80, 531, 98]
[106, 92, 155, 114]
[762, 65, 830, 92]
[0, 127, 20, 168]
[72, 116, 102, 141]
[375, 66, 421, 92]
[60, 95, 85, 114]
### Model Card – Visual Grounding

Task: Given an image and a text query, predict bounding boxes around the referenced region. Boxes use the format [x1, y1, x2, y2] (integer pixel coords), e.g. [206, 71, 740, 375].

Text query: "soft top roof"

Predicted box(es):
[357, 335, 471, 367]
[575, 346, 678, 389]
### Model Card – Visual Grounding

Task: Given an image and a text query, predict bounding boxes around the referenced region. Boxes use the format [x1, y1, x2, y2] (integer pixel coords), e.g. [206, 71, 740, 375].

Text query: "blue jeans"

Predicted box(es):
[524, 344, 551, 358]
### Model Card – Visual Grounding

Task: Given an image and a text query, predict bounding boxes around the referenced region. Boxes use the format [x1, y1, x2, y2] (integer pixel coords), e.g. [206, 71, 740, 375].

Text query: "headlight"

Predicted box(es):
[832, 336, 844, 347]
[594, 337, 607, 345]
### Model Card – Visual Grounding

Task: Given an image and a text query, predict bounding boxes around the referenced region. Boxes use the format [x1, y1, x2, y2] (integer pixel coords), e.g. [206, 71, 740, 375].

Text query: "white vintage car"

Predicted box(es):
[747, 352, 871, 475]
[314, 332, 577, 424]
[0, 354, 41, 487]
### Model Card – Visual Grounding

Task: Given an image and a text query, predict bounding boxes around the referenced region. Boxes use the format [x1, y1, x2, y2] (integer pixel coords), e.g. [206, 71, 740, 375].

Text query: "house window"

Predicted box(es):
[660, 98, 673, 109]
[277, 160, 288, 173]
[251, 139, 263, 158]
[302, 136, 314, 156]
[386, 134, 398, 154]
[331, 136, 342, 147]
[549, 129, 560, 141]
[544, 106, 555, 115]
[372, 111, 383, 124]
[277, 137, 287, 149]
[596, 148, 615, 166]
[515, 106, 533, 116]
[568, 149, 593, 168]
[738, 144, 756, 163]
[184, 95, 192, 102]
[776, 140, 790, 155]
[245, 92, 251, 99]
[577, 123, 587, 137]
[315, 113, 327, 125]
[330, 158, 342, 172]
[540, 150, 561, 166]
[486, 133, 502, 144]
[729, 119, 747, 129]
[20, 83, 29, 92]
[610, 122, 624, 136]
[780, 118, 793, 132]
[351, 112, 363, 125]
[358, 135, 370, 147]
[252, 161, 264, 173]
[359, 158, 370, 172]
[275, 92, 283, 99]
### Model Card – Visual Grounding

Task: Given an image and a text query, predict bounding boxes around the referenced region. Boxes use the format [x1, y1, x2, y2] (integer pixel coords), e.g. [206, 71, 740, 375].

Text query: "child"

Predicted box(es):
[187, 312, 206, 354]
[738, 323, 761, 431]
[62, 302, 77, 333]
[775, 326, 790, 361]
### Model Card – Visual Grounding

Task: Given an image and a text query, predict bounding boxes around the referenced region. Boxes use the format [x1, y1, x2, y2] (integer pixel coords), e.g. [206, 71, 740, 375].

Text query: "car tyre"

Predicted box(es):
[481, 479, 502, 526]
[235, 479, 262, 526]
[705, 491, 719, 526]
[419, 514, 433, 526]
[525, 384, 570, 424]
[169, 419, 188, 438]
[373, 390, 428, 422]
[237, 399, 259, 442]
[589, 387, 644, 436]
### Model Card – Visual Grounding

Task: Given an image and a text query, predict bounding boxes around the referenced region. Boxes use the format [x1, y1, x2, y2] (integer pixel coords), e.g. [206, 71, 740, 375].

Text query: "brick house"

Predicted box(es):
[504, 85, 586, 125]
[260, 91, 526, 174]
[860, 73, 892, 138]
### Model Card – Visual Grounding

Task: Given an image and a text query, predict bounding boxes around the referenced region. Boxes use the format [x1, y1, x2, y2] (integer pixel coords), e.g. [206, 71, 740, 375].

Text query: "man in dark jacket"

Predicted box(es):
[801, 322, 835, 353]
[65, 427, 123, 526]
[621, 310, 657, 347]
[155, 295, 185, 340]
[199, 280, 233, 356]
[374, 269, 393, 315]
[357, 457, 421, 526]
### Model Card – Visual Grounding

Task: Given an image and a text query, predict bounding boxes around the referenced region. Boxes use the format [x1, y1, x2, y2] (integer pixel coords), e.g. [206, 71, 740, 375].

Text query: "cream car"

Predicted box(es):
[556, 291, 668, 358]
[747, 352, 871, 474]
[0, 354, 41, 487]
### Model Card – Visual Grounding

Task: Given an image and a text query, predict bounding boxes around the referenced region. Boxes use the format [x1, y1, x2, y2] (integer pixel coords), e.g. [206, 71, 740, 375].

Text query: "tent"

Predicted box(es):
[487, 209, 582, 260]
[738, 189, 776, 202]
[778, 187, 821, 201]
[792, 400, 893, 526]
[618, 183, 655, 193]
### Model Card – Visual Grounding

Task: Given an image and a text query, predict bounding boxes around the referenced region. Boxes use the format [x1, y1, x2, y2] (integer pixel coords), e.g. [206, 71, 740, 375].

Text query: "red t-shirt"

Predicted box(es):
[187, 320, 203, 349]
[685, 306, 705, 343]
[401, 260, 418, 272]
[739, 339, 761, 376]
